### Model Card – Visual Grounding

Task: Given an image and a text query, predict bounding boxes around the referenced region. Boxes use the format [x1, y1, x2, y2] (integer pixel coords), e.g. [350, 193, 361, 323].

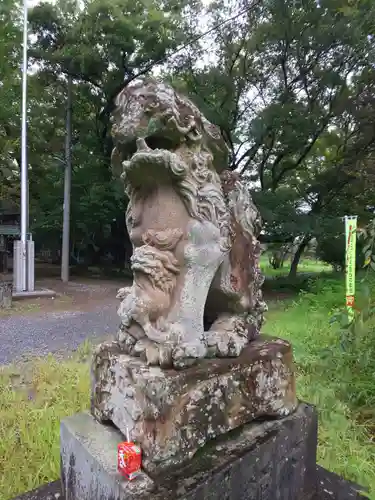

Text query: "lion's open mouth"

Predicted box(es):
[120, 136, 181, 187]
[144, 135, 178, 151]
[129, 137, 173, 164]
[121, 135, 180, 162]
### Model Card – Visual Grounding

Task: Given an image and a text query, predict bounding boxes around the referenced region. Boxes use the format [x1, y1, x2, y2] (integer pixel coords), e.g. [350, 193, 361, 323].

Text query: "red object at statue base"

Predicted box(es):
[117, 442, 142, 480]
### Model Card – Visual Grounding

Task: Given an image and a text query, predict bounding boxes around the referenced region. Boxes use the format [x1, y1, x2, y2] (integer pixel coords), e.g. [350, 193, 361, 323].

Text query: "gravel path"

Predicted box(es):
[0, 304, 120, 365]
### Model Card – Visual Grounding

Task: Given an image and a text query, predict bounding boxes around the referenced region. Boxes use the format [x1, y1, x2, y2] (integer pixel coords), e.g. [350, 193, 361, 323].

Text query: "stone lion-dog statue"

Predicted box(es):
[110, 78, 267, 369]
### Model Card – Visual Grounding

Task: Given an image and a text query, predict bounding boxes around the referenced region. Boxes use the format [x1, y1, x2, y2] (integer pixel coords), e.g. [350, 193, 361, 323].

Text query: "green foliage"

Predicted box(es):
[302, 275, 375, 414]
[2, 0, 375, 272]
[252, 188, 306, 241]
[174, 0, 375, 276]
[359, 219, 375, 271]
[265, 275, 375, 496]
[316, 233, 365, 271]
[0, 0, 22, 203]
[324, 220, 375, 413]
[179, 0, 375, 181]
[0, 0, 197, 265]
[29, 0, 193, 103]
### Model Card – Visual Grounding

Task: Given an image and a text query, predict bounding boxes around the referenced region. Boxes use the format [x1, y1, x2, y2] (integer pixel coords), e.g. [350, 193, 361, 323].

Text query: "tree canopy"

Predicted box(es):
[1, 0, 375, 273]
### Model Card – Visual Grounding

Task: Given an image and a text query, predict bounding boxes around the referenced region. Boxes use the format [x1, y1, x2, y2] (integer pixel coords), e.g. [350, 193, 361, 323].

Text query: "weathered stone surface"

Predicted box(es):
[10, 481, 62, 500]
[11, 465, 370, 500]
[172, 402, 318, 500]
[109, 78, 267, 369]
[59, 403, 324, 500]
[91, 334, 297, 474]
[313, 466, 369, 500]
[0, 279, 12, 309]
[60, 412, 154, 500]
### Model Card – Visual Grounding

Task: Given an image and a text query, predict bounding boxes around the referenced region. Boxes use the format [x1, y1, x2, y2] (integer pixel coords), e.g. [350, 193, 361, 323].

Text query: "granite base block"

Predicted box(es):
[10, 467, 369, 500]
[314, 466, 369, 500]
[61, 402, 318, 500]
[91, 335, 298, 475]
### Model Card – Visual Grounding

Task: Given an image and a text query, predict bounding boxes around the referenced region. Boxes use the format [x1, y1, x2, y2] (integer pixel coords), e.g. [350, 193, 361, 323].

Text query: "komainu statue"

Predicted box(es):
[111, 79, 267, 369]
[88, 80, 296, 474]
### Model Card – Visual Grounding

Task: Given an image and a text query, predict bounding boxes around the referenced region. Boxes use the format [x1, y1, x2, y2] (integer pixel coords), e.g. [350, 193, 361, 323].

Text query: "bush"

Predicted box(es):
[316, 234, 364, 271]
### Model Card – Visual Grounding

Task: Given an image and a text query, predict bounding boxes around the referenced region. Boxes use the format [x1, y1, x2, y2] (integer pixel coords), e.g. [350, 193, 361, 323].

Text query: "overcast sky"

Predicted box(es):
[29, 0, 49, 6]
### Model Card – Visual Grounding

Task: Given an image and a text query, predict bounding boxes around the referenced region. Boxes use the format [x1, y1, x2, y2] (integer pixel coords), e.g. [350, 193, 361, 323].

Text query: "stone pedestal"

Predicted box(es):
[0, 279, 12, 309]
[91, 335, 297, 474]
[60, 403, 317, 500]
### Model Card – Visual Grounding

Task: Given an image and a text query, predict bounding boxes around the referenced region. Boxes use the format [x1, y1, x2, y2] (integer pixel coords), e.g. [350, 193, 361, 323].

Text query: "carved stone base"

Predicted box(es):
[0, 279, 12, 309]
[91, 335, 297, 475]
[60, 403, 317, 500]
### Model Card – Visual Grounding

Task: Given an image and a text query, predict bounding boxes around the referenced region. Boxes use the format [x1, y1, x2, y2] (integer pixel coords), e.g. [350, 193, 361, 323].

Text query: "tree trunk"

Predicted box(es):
[289, 235, 311, 278]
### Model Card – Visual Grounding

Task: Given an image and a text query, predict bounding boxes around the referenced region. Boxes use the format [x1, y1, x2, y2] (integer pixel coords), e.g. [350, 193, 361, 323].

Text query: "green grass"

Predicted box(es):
[264, 273, 375, 498]
[0, 274, 374, 499]
[0, 349, 91, 500]
[260, 253, 332, 277]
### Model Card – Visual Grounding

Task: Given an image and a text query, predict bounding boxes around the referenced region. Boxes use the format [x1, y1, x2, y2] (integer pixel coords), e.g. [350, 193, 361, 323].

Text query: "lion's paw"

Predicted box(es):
[204, 330, 248, 358]
[172, 340, 207, 370]
[117, 328, 137, 354]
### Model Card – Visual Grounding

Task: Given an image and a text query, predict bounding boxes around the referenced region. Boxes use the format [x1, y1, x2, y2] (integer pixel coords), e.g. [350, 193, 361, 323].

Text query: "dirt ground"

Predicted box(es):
[3, 259, 293, 318]
[3, 277, 131, 317]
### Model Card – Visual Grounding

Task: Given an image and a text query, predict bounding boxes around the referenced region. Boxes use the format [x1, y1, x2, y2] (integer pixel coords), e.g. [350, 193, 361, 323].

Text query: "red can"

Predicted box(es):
[117, 442, 142, 480]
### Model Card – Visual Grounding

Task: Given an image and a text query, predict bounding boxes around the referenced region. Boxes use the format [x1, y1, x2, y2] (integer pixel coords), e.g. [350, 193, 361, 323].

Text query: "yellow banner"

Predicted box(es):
[345, 216, 357, 322]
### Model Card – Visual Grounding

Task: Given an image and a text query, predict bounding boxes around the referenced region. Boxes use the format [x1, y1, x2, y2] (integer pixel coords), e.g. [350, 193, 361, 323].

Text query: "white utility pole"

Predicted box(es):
[61, 75, 72, 282]
[14, 0, 35, 293]
[20, 0, 28, 280]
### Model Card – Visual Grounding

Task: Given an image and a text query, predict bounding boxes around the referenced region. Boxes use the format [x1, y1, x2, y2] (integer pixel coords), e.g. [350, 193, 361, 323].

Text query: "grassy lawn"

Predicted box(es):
[0, 274, 374, 499]
[0, 345, 91, 499]
[264, 274, 375, 498]
[259, 253, 332, 277]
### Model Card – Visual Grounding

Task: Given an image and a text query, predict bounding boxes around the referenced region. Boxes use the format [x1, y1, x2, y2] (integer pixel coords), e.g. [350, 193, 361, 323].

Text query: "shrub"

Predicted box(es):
[316, 234, 364, 271]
